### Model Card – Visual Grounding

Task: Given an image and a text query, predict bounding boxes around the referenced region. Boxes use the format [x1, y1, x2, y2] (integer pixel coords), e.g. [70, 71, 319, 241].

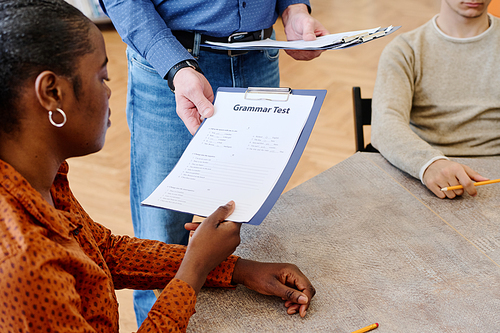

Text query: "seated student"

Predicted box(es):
[0, 1, 315, 332]
[371, 0, 500, 199]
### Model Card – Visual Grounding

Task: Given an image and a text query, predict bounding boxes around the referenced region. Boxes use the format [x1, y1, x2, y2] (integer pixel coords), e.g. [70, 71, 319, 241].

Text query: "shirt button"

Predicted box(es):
[242, 2, 246, 8]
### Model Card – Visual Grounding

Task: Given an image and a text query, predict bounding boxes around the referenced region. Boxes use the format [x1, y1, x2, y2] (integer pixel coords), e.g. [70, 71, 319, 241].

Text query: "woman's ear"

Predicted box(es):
[34, 71, 63, 111]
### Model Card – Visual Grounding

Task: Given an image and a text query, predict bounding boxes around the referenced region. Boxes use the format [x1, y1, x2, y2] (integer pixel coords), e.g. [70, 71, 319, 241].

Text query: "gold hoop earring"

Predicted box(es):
[48, 108, 67, 128]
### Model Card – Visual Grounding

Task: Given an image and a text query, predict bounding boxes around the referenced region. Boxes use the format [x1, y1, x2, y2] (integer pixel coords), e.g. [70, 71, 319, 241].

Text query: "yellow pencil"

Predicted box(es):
[351, 323, 379, 333]
[440, 178, 500, 192]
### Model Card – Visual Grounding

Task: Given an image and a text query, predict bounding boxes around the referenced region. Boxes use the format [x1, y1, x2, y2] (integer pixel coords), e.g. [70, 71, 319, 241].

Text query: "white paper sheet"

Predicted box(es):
[205, 27, 382, 50]
[142, 91, 316, 222]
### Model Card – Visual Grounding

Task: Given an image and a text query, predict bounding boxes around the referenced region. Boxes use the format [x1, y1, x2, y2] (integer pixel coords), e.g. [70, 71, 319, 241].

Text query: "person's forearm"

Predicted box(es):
[101, 232, 183, 290]
[371, 107, 444, 180]
[371, 42, 444, 178]
[281, 3, 309, 24]
[175, 261, 211, 295]
[138, 278, 196, 332]
[277, 0, 311, 17]
[103, 227, 238, 290]
[100, 0, 193, 77]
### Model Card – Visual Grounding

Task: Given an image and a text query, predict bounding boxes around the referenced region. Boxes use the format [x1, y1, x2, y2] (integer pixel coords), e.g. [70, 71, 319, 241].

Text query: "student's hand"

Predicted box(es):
[423, 159, 489, 199]
[176, 201, 241, 294]
[281, 3, 329, 61]
[173, 67, 215, 134]
[231, 259, 316, 318]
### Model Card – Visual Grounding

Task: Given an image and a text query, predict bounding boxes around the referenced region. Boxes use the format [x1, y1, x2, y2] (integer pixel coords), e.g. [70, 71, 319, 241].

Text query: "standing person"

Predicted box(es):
[0, 1, 316, 331]
[98, 0, 328, 324]
[371, 0, 500, 199]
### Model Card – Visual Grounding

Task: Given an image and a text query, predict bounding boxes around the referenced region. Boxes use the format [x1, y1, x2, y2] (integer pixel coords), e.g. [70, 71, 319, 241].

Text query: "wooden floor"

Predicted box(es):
[66, 0, 441, 331]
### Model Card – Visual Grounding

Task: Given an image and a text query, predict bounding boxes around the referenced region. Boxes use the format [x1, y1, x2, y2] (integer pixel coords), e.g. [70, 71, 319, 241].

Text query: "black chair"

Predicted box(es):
[352, 86, 378, 152]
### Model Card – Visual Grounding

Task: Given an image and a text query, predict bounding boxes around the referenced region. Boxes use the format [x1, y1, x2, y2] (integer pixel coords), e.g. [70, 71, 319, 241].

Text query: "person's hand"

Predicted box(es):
[176, 201, 241, 294]
[231, 259, 316, 318]
[281, 3, 329, 61]
[185, 221, 200, 239]
[173, 67, 215, 134]
[423, 159, 489, 199]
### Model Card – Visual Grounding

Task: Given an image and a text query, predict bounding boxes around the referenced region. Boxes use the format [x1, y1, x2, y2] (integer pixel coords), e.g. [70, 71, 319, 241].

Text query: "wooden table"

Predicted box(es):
[188, 153, 500, 332]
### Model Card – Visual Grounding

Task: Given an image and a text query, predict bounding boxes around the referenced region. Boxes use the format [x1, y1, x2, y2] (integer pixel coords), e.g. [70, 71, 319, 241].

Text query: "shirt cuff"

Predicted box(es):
[141, 278, 197, 332]
[278, 1, 311, 16]
[419, 156, 449, 185]
[146, 35, 194, 79]
[205, 255, 239, 288]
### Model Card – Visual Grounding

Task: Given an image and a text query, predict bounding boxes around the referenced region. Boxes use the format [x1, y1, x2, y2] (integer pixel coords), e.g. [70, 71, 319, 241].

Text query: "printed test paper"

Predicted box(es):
[142, 91, 316, 222]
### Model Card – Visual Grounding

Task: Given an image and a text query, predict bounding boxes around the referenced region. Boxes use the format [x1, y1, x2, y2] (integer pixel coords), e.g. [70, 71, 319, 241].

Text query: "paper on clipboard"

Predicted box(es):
[203, 26, 399, 51]
[142, 88, 326, 224]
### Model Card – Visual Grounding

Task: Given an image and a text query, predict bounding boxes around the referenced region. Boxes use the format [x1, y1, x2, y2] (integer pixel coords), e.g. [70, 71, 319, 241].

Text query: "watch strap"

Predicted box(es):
[166, 60, 203, 92]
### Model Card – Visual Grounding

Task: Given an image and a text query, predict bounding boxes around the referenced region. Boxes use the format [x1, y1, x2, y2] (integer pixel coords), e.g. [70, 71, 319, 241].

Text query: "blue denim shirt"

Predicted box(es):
[99, 0, 310, 77]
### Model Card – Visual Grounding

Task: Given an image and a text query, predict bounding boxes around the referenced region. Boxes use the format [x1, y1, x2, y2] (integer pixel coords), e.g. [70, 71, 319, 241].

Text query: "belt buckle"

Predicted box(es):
[227, 32, 249, 57]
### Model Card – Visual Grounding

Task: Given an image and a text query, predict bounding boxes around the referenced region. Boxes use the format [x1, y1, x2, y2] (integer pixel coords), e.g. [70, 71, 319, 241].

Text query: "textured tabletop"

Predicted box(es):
[188, 153, 500, 332]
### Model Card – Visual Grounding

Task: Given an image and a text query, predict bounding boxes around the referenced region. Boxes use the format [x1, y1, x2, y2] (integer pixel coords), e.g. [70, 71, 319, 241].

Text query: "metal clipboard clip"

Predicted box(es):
[358, 26, 392, 43]
[341, 31, 370, 43]
[360, 30, 386, 43]
[244, 87, 292, 102]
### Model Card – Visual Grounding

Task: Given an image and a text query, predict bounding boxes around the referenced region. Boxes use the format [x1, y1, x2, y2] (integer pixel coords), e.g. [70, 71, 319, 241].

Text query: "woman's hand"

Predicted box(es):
[232, 259, 316, 318]
[176, 201, 241, 294]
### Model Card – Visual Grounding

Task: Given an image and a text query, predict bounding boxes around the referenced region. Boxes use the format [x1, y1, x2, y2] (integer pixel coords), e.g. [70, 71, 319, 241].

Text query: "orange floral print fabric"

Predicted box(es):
[0, 160, 238, 332]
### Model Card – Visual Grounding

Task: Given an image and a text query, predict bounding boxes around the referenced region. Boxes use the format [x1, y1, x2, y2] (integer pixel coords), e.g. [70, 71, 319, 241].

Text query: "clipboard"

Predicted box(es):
[222, 87, 326, 225]
[142, 87, 326, 225]
[202, 26, 401, 51]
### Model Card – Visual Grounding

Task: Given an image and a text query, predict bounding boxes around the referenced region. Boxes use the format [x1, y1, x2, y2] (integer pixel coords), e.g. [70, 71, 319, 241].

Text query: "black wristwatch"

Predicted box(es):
[166, 60, 203, 92]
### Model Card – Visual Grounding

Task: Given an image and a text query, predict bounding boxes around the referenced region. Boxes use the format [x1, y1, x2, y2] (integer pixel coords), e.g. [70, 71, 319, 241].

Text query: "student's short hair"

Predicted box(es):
[0, 0, 94, 133]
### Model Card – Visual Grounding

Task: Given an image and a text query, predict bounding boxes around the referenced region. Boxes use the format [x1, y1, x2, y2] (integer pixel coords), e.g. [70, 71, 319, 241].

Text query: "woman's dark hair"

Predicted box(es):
[0, 0, 94, 133]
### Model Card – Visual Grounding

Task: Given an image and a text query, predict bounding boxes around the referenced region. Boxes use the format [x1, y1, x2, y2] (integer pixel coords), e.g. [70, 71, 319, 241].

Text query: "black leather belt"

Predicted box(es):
[172, 27, 273, 56]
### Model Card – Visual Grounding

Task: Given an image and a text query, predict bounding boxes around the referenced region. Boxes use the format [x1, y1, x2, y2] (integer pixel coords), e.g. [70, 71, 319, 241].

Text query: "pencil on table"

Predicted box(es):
[440, 178, 500, 192]
[351, 323, 379, 333]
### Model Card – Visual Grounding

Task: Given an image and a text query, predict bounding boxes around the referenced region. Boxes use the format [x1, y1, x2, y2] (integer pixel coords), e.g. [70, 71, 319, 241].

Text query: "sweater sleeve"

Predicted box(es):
[371, 35, 446, 179]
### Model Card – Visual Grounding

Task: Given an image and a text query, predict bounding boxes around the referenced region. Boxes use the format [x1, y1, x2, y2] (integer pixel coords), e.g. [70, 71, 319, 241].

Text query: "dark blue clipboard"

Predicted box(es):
[215, 87, 327, 225]
[202, 26, 401, 51]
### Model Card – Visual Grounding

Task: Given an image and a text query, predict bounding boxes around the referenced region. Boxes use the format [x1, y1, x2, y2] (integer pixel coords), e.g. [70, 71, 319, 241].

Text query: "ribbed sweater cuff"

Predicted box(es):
[419, 156, 449, 184]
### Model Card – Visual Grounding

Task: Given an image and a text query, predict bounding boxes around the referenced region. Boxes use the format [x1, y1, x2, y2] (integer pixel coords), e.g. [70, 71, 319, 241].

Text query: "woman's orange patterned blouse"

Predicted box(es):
[0, 160, 238, 332]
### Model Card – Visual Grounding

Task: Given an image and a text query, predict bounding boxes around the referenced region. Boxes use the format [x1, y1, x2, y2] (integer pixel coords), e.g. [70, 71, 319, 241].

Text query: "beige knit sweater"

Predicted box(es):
[371, 14, 500, 179]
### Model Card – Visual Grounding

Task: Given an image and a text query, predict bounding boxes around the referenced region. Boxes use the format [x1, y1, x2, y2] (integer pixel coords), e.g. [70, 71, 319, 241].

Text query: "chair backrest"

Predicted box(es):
[352, 86, 378, 152]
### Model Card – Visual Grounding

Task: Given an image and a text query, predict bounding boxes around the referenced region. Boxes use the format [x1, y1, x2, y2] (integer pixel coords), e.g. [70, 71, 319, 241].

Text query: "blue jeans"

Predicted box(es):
[126, 42, 280, 327]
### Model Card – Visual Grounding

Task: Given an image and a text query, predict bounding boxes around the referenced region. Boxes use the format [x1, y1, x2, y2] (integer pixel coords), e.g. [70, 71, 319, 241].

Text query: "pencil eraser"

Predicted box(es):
[375, 323, 379, 328]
